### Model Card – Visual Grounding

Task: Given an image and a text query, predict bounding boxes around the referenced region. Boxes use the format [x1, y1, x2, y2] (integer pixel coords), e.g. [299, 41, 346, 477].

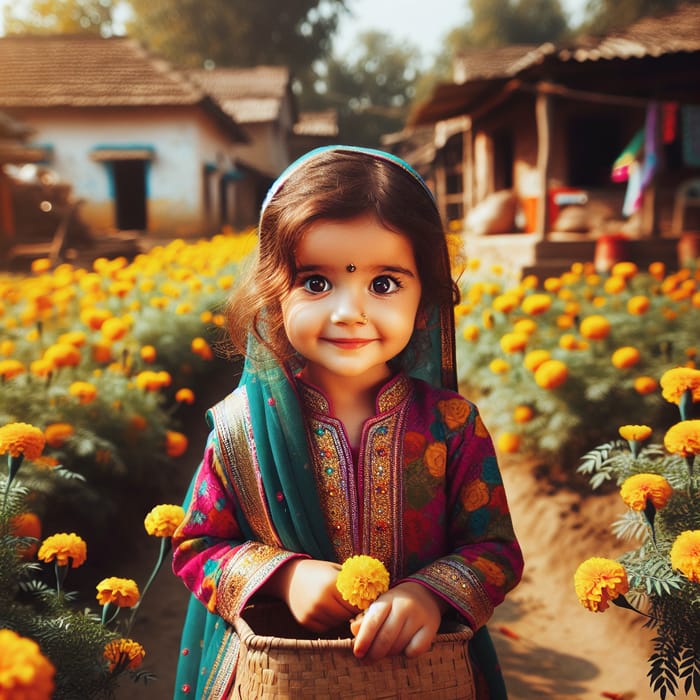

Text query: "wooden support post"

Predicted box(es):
[535, 89, 552, 239]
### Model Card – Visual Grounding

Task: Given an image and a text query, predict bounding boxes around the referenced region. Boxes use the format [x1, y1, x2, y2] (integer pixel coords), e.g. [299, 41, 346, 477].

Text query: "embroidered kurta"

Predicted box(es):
[172, 373, 523, 698]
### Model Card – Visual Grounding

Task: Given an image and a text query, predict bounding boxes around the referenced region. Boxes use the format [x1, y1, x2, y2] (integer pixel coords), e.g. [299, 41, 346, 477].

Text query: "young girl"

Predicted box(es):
[172, 146, 523, 699]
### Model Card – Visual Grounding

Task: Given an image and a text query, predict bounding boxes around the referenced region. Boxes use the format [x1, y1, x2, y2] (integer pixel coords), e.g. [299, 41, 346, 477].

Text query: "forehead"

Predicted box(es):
[294, 214, 416, 268]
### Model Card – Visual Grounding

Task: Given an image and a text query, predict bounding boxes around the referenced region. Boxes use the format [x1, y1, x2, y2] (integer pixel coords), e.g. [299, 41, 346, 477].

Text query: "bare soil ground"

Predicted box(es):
[116, 437, 683, 700]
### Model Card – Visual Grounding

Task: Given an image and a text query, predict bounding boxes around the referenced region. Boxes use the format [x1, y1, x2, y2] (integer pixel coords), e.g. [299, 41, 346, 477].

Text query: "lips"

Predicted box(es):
[322, 338, 374, 349]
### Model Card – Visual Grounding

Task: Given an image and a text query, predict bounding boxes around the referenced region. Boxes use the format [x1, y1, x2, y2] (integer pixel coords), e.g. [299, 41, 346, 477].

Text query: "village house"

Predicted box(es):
[387, 3, 700, 275]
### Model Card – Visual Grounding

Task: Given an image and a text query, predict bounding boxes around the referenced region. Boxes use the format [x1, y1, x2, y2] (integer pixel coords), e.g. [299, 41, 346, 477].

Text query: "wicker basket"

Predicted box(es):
[230, 603, 475, 699]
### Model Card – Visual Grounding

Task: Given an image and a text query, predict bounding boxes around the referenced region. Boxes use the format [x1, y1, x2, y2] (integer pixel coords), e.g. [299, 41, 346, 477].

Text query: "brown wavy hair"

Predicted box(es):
[224, 148, 459, 367]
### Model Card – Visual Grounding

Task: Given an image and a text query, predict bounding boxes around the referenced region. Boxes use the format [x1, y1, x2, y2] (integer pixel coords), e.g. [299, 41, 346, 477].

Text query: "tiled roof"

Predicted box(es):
[293, 110, 339, 138]
[452, 45, 539, 82]
[188, 66, 291, 124]
[0, 35, 211, 107]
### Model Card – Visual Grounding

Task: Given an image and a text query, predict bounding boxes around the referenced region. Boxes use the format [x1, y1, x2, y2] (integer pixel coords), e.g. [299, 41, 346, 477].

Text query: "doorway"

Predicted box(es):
[112, 160, 147, 230]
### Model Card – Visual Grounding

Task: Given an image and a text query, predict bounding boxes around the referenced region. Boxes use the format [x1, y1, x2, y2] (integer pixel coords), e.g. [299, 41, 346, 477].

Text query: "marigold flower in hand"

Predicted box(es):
[0, 422, 46, 461]
[620, 473, 673, 511]
[663, 420, 700, 458]
[670, 530, 700, 583]
[574, 557, 629, 612]
[104, 638, 146, 672]
[38, 532, 87, 568]
[336, 555, 390, 611]
[144, 504, 185, 537]
[0, 629, 55, 699]
[96, 577, 140, 607]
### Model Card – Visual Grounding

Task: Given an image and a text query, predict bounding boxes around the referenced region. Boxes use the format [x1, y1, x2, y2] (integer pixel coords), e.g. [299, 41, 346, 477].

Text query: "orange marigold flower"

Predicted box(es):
[144, 504, 186, 537]
[43, 343, 81, 368]
[10, 512, 42, 559]
[0, 629, 55, 699]
[462, 324, 479, 341]
[574, 557, 629, 612]
[96, 577, 140, 607]
[620, 473, 673, 511]
[175, 388, 195, 404]
[336, 555, 390, 611]
[0, 359, 26, 380]
[618, 425, 653, 442]
[165, 430, 188, 457]
[135, 370, 171, 391]
[604, 276, 626, 295]
[69, 381, 98, 404]
[129, 415, 148, 431]
[648, 261, 666, 280]
[92, 342, 113, 364]
[80, 307, 112, 331]
[611, 346, 641, 369]
[489, 358, 510, 375]
[521, 293, 552, 315]
[0, 339, 15, 356]
[497, 432, 520, 453]
[611, 261, 638, 280]
[44, 422, 75, 448]
[58, 330, 87, 348]
[627, 295, 650, 315]
[634, 376, 658, 395]
[481, 309, 494, 329]
[664, 420, 700, 457]
[513, 319, 537, 335]
[559, 333, 579, 351]
[492, 293, 520, 313]
[499, 332, 529, 354]
[0, 422, 46, 460]
[580, 314, 611, 340]
[660, 367, 700, 404]
[104, 639, 145, 672]
[670, 530, 700, 583]
[534, 359, 568, 389]
[140, 345, 157, 363]
[523, 349, 551, 372]
[101, 317, 129, 342]
[543, 277, 562, 292]
[513, 405, 534, 423]
[191, 337, 214, 360]
[38, 532, 87, 568]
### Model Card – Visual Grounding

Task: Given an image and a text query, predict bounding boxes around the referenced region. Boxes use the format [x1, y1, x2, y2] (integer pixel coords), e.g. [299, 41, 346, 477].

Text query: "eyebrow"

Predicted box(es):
[295, 263, 417, 277]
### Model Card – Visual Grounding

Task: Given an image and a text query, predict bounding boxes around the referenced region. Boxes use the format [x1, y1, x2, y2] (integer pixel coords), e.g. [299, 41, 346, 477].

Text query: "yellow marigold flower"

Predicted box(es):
[611, 346, 641, 369]
[30, 257, 53, 274]
[574, 557, 629, 612]
[489, 358, 510, 375]
[43, 343, 81, 368]
[660, 367, 700, 404]
[523, 349, 551, 372]
[492, 293, 519, 313]
[80, 307, 112, 330]
[58, 330, 87, 348]
[144, 504, 185, 537]
[69, 381, 98, 404]
[618, 425, 653, 442]
[603, 276, 626, 295]
[92, 342, 113, 364]
[191, 337, 214, 360]
[520, 274, 538, 289]
[580, 314, 611, 340]
[556, 314, 575, 330]
[44, 422, 75, 448]
[620, 473, 673, 512]
[634, 376, 658, 395]
[38, 532, 87, 568]
[499, 332, 529, 354]
[521, 293, 552, 316]
[0, 422, 46, 460]
[140, 345, 157, 363]
[96, 577, 140, 607]
[0, 339, 14, 356]
[496, 432, 520, 453]
[135, 370, 171, 391]
[513, 318, 537, 336]
[627, 295, 650, 315]
[101, 317, 129, 341]
[543, 277, 562, 292]
[0, 358, 25, 380]
[558, 334, 579, 351]
[462, 324, 479, 342]
[0, 629, 55, 699]
[670, 530, 700, 583]
[30, 358, 54, 378]
[165, 430, 188, 457]
[534, 359, 568, 389]
[611, 261, 638, 280]
[664, 420, 700, 457]
[175, 388, 196, 404]
[481, 309, 494, 329]
[513, 405, 534, 423]
[336, 555, 390, 610]
[104, 639, 145, 672]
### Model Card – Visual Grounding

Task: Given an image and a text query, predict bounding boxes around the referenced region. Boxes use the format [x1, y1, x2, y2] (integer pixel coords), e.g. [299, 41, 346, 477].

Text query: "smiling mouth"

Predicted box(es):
[323, 338, 374, 349]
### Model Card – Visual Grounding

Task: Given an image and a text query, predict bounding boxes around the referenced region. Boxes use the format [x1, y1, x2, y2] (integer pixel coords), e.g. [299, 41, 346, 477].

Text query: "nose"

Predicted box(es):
[329, 287, 366, 325]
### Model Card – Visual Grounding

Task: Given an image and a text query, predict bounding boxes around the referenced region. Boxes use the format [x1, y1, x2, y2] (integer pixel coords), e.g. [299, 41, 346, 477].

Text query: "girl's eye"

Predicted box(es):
[303, 275, 331, 293]
[371, 275, 401, 294]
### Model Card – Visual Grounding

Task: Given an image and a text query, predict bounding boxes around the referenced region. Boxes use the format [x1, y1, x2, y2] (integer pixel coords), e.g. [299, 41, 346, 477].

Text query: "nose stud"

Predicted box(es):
[359, 313, 368, 325]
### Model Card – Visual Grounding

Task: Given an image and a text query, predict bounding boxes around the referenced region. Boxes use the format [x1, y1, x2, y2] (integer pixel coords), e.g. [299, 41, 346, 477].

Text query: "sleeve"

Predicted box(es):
[402, 398, 524, 631]
[171, 432, 308, 623]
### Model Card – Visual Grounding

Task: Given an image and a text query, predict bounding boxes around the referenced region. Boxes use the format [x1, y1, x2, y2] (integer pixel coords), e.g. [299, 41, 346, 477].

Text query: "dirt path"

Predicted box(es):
[117, 441, 678, 700]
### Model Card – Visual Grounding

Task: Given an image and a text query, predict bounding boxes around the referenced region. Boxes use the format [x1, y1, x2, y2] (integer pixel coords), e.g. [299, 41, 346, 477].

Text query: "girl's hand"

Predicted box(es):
[263, 558, 358, 632]
[351, 582, 446, 661]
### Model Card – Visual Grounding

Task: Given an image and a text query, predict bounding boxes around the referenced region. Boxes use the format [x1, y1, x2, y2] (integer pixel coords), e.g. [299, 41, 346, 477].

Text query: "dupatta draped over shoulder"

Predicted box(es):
[171, 146, 523, 699]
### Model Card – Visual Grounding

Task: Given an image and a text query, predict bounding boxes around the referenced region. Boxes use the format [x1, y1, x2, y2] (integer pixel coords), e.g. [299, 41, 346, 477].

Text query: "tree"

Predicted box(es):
[581, 0, 696, 34]
[310, 30, 424, 147]
[3, 0, 120, 36]
[124, 0, 347, 73]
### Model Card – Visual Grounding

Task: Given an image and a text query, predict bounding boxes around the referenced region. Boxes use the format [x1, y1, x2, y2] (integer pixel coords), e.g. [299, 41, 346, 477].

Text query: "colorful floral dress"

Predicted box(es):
[172, 372, 523, 698]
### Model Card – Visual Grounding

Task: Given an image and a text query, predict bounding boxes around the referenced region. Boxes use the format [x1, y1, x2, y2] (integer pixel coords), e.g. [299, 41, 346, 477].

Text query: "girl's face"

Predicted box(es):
[280, 213, 422, 391]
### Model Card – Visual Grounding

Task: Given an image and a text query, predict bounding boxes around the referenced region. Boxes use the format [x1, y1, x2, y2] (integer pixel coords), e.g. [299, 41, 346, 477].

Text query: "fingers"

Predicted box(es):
[352, 601, 390, 659]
